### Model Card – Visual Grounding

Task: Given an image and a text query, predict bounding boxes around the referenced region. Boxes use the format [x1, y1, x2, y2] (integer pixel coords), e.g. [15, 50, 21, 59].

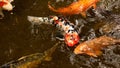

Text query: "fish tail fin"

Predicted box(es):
[27, 16, 42, 25]
[27, 16, 50, 25]
[48, 1, 58, 12]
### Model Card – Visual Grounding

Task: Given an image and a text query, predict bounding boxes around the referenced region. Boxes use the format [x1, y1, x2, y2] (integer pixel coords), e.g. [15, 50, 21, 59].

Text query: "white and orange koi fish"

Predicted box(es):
[27, 16, 80, 47]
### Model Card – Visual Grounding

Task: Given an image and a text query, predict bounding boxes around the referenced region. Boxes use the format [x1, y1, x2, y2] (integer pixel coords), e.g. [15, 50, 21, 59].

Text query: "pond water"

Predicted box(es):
[0, 0, 120, 68]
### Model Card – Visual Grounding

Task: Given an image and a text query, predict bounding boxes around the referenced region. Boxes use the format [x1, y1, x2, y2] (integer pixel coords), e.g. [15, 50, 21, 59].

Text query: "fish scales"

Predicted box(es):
[28, 16, 80, 46]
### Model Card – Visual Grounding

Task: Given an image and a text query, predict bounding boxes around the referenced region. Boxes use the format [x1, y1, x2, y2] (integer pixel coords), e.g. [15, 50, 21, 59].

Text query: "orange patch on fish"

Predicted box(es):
[0, 1, 7, 7]
[65, 33, 80, 47]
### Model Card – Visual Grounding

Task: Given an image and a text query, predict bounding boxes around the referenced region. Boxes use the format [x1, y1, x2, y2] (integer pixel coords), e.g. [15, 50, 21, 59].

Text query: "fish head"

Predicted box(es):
[1, 0, 13, 11]
[65, 32, 80, 47]
[74, 43, 87, 54]
[74, 43, 102, 57]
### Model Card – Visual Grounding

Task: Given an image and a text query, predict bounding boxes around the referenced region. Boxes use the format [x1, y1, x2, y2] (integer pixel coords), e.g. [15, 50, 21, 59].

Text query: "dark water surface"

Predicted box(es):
[0, 0, 120, 68]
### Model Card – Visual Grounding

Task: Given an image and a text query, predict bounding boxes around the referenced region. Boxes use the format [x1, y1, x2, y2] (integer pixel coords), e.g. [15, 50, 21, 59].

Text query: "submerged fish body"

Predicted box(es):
[74, 36, 120, 57]
[0, 0, 13, 18]
[27, 16, 80, 46]
[1, 53, 46, 68]
[48, 0, 99, 17]
[0, 42, 60, 68]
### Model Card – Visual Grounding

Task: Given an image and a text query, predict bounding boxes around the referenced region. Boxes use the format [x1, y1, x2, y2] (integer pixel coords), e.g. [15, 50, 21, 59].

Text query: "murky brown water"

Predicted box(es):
[0, 0, 120, 68]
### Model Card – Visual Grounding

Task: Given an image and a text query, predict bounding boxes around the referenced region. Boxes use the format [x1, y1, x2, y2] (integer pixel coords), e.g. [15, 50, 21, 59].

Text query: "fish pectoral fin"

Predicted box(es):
[95, 50, 102, 56]
[55, 31, 64, 41]
[87, 50, 102, 57]
[48, 1, 57, 12]
[44, 57, 52, 61]
[80, 12, 86, 18]
[87, 52, 98, 57]
[0, 9, 4, 18]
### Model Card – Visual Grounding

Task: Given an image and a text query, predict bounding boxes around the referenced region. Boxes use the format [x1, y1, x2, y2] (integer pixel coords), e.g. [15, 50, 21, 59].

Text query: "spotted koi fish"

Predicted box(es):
[48, 0, 99, 17]
[74, 35, 120, 57]
[27, 16, 80, 46]
[0, 0, 13, 18]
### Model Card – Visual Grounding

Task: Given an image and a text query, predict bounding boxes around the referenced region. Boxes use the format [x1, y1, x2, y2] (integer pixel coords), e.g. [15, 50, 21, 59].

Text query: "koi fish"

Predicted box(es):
[0, 42, 60, 68]
[48, 0, 99, 17]
[0, 0, 13, 18]
[74, 35, 120, 57]
[27, 16, 80, 46]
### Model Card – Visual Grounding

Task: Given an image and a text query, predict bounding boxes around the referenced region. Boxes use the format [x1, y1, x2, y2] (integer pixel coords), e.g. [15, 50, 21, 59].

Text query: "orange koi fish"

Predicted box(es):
[74, 36, 120, 57]
[48, 0, 99, 17]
